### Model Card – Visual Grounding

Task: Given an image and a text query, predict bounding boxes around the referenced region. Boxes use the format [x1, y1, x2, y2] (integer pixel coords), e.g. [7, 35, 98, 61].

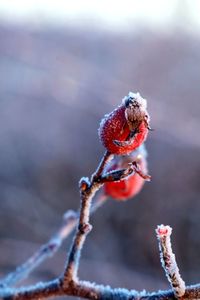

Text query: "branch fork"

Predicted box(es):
[0, 151, 199, 300]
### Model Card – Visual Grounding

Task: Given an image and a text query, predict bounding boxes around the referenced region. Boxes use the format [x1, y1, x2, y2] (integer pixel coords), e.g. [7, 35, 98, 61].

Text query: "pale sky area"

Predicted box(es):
[0, 0, 200, 31]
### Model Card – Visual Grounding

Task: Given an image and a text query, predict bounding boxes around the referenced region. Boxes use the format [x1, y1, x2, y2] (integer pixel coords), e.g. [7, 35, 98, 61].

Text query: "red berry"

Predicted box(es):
[103, 146, 148, 201]
[99, 92, 150, 155]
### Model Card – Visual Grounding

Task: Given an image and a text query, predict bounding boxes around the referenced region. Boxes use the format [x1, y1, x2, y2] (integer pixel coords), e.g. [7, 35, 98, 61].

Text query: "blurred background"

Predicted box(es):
[0, 0, 200, 296]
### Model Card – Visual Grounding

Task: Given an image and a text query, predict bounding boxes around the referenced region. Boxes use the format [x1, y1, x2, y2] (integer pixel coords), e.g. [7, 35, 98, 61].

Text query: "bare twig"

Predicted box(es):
[63, 178, 98, 283]
[0, 193, 107, 288]
[1, 278, 200, 299]
[0, 210, 77, 287]
[1, 215, 200, 299]
[97, 160, 151, 183]
[97, 165, 135, 183]
[63, 151, 113, 284]
[156, 225, 186, 298]
[92, 150, 113, 180]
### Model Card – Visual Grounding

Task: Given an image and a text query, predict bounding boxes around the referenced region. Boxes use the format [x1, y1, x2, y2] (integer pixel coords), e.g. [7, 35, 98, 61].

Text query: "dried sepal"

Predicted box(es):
[102, 145, 150, 201]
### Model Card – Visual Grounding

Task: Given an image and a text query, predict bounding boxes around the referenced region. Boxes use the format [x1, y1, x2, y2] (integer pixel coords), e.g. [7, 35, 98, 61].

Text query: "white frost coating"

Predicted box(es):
[122, 91, 147, 110]
[156, 224, 186, 298]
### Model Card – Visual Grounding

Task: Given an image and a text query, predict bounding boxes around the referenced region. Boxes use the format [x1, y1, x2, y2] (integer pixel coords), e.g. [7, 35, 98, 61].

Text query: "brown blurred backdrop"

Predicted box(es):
[0, 2, 200, 296]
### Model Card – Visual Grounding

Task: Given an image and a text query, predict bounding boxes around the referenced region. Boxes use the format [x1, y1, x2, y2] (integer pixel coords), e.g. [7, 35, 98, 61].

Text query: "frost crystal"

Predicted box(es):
[122, 91, 147, 110]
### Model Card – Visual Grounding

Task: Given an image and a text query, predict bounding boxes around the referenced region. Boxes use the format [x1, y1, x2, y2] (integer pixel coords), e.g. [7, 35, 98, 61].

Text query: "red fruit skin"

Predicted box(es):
[99, 105, 148, 155]
[104, 158, 147, 201]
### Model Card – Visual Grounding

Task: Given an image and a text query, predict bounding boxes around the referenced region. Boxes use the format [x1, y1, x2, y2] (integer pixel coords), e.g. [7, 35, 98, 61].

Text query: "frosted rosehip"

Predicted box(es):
[103, 145, 148, 201]
[98, 92, 150, 155]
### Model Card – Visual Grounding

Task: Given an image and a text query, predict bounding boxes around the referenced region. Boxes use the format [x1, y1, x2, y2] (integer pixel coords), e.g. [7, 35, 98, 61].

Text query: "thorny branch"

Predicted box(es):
[0, 151, 199, 299]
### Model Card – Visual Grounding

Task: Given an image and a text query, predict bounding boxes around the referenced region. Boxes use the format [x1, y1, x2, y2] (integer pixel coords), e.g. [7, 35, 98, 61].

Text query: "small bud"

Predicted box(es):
[79, 223, 92, 234]
[79, 177, 90, 191]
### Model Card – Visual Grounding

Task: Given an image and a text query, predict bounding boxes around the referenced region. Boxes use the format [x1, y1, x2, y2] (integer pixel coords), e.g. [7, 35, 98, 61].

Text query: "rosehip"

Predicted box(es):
[103, 145, 148, 201]
[99, 92, 150, 155]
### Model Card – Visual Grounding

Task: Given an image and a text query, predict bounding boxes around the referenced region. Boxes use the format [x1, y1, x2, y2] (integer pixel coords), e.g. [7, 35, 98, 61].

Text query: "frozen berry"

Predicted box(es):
[99, 92, 150, 155]
[103, 145, 148, 201]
